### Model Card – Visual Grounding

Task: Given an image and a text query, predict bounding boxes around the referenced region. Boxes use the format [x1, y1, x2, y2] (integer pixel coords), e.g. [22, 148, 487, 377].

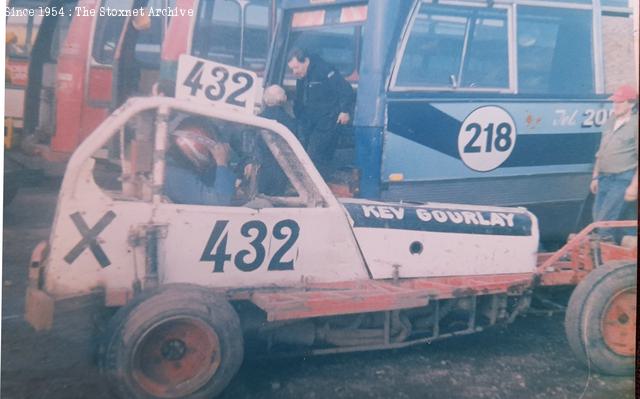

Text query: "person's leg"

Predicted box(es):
[307, 116, 339, 177]
[593, 171, 635, 240]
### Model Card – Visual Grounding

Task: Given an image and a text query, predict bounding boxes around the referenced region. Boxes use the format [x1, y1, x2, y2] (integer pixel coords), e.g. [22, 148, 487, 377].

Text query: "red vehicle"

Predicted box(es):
[5, 1, 43, 138]
[19, 0, 278, 167]
[22, 0, 172, 163]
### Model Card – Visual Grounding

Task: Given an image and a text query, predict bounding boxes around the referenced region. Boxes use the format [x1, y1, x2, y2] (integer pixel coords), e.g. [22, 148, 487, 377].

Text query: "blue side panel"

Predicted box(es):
[383, 99, 608, 181]
[355, 126, 384, 199]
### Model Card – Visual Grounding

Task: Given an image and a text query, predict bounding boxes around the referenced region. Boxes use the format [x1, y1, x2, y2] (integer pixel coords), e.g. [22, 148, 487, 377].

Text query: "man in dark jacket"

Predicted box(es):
[287, 48, 354, 173]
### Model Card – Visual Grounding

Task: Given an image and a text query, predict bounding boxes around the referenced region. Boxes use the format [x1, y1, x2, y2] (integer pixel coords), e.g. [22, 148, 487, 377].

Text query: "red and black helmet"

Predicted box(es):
[173, 124, 217, 170]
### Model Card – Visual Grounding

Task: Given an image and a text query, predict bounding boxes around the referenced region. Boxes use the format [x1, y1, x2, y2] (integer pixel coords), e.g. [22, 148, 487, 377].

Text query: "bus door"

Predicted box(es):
[268, 1, 368, 164]
[23, 0, 77, 154]
[5, 1, 43, 141]
[24, 0, 168, 160]
[111, 0, 174, 108]
[160, 0, 276, 96]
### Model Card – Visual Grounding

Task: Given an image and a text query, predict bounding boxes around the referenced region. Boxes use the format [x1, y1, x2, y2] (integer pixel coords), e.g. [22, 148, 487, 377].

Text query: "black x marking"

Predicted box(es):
[64, 211, 117, 268]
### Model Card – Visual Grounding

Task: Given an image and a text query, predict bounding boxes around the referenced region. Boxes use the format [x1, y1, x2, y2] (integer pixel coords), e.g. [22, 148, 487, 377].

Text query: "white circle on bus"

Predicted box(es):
[457, 106, 517, 172]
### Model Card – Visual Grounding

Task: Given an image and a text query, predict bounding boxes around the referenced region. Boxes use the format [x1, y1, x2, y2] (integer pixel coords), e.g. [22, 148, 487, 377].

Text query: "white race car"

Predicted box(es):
[25, 97, 635, 399]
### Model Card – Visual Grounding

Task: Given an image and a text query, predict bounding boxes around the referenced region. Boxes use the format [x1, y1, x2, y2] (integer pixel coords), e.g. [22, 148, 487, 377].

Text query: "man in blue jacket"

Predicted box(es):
[287, 48, 354, 174]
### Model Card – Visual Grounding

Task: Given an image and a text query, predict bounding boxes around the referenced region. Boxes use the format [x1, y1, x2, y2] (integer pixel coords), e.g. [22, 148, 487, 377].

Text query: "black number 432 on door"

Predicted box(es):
[200, 219, 300, 273]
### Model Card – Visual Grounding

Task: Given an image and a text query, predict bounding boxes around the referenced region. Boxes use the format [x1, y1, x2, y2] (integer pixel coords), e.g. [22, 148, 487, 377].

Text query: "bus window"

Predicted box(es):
[280, 4, 367, 82]
[193, 0, 242, 66]
[134, 3, 166, 67]
[517, 6, 593, 95]
[286, 25, 359, 81]
[92, 0, 134, 65]
[6, 13, 42, 59]
[395, 4, 508, 90]
[599, 0, 628, 6]
[243, 2, 270, 72]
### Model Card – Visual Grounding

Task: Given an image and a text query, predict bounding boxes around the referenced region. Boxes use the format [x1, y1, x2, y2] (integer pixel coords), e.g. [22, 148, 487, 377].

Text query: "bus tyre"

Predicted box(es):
[102, 285, 244, 399]
[564, 262, 636, 375]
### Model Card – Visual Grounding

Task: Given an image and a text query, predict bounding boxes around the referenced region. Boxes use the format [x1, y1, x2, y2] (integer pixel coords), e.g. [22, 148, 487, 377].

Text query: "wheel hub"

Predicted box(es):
[161, 339, 187, 361]
[601, 288, 636, 357]
[132, 317, 221, 398]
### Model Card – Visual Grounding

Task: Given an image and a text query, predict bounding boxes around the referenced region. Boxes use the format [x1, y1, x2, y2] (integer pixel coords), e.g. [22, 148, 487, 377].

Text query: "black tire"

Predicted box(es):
[102, 285, 244, 399]
[564, 261, 636, 375]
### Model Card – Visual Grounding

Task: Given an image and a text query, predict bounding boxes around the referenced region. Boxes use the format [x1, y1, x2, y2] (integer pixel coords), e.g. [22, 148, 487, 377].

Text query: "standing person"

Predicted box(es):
[287, 48, 355, 174]
[590, 85, 638, 241]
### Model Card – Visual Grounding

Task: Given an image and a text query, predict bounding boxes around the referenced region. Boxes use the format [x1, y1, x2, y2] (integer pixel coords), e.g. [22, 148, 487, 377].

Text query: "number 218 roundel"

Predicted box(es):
[458, 106, 517, 172]
[176, 54, 259, 114]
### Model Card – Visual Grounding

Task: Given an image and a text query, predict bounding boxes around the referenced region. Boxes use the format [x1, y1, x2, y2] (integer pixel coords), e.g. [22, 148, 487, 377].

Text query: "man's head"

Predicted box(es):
[287, 48, 311, 79]
[263, 84, 287, 107]
[609, 85, 638, 118]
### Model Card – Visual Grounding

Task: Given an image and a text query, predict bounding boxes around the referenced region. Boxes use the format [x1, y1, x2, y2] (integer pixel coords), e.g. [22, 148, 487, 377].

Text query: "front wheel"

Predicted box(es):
[565, 262, 636, 375]
[102, 286, 244, 398]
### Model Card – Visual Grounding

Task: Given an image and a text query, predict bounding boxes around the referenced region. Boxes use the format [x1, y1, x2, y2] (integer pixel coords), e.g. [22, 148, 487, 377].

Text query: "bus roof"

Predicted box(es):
[281, 0, 367, 10]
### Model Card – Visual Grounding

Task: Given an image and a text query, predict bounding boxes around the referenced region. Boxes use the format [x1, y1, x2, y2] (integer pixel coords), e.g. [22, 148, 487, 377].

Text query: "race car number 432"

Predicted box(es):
[176, 54, 258, 114]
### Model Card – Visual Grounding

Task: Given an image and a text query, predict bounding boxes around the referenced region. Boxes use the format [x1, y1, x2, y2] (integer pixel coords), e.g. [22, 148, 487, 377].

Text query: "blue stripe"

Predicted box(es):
[387, 102, 600, 167]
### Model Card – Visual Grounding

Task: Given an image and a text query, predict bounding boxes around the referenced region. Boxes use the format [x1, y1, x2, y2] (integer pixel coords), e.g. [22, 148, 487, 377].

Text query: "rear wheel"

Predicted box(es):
[565, 262, 636, 375]
[103, 285, 243, 398]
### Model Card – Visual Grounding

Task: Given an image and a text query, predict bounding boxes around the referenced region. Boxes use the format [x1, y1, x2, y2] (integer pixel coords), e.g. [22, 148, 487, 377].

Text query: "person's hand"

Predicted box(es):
[211, 143, 230, 167]
[590, 178, 598, 194]
[624, 181, 637, 201]
[151, 82, 163, 96]
[244, 163, 259, 179]
[337, 112, 350, 125]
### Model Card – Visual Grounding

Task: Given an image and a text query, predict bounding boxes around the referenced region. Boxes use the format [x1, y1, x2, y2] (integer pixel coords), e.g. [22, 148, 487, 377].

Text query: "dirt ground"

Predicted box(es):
[2, 183, 636, 399]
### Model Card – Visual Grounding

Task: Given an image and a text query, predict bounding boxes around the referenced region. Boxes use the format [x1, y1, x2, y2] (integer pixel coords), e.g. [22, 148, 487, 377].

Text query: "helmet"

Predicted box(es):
[173, 126, 215, 170]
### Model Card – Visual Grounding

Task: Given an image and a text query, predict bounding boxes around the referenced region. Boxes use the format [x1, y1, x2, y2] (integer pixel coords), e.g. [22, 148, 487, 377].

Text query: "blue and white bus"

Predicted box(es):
[266, 0, 636, 242]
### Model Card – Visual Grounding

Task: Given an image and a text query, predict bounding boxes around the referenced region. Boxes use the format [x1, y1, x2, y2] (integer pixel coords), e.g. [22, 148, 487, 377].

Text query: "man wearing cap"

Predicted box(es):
[287, 48, 355, 175]
[590, 85, 638, 240]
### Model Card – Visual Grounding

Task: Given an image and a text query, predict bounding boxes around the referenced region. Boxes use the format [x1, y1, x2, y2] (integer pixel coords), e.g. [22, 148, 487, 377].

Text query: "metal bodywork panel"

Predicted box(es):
[44, 159, 153, 296]
[342, 199, 539, 278]
[38, 97, 369, 299]
[155, 204, 368, 288]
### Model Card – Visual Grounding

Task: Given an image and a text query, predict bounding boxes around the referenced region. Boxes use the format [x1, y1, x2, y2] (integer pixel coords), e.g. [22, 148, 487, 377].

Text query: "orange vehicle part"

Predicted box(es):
[248, 221, 636, 322]
[250, 273, 533, 322]
[132, 317, 222, 397]
[536, 220, 637, 286]
[601, 288, 636, 357]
